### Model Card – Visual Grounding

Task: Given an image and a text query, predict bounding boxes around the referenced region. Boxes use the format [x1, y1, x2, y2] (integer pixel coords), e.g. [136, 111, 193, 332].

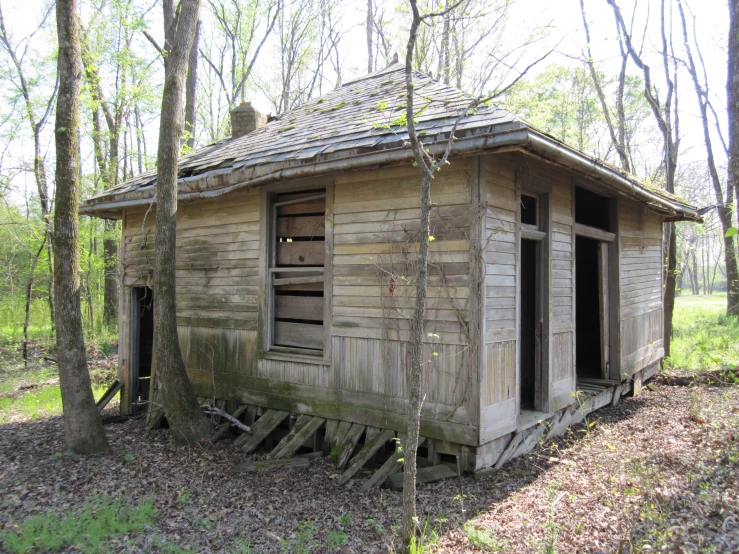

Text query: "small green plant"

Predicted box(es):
[464, 521, 507, 552]
[366, 518, 384, 534]
[0, 494, 156, 554]
[124, 452, 136, 462]
[176, 486, 192, 504]
[280, 520, 317, 554]
[407, 515, 440, 554]
[228, 539, 256, 553]
[336, 513, 351, 527]
[326, 529, 348, 549]
[540, 482, 563, 554]
[329, 444, 341, 462]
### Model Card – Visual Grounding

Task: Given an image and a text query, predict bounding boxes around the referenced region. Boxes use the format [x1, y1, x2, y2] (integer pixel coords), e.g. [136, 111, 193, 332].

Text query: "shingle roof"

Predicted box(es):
[80, 63, 700, 221]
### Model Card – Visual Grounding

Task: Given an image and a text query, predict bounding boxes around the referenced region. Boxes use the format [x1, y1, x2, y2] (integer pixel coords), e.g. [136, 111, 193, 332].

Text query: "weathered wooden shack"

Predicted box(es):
[81, 63, 700, 477]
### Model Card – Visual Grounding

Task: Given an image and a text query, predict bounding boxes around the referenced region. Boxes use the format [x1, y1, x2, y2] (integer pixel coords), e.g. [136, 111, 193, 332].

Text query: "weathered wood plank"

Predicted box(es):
[269, 415, 326, 459]
[275, 295, 324, 321]
[277, 215, 325, 238]
[362, 436, 426, 490]
[338, 429, 395, 485]
[276, 240, 325, 266]
[337, 423, 366, 468]
[210, 404, 249, 442]
[96, 380, 123, 412]
[235, 410, 289, 453]
[274, 321, 324, 349]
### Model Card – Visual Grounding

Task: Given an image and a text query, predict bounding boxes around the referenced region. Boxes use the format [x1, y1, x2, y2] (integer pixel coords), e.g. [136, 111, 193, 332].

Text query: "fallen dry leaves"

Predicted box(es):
[0, 370, 737, 553]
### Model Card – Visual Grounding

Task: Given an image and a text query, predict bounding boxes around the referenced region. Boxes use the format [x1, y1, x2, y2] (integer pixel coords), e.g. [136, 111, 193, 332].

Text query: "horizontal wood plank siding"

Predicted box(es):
[122, 188, 261, 328]
[618, 199, 664, 375]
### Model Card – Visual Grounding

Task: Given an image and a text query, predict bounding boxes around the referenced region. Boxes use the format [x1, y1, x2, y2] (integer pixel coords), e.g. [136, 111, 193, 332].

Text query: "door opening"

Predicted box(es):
[131, 287, 154, 414]
[520, 238, 539, 411]
[575, 236, 608, 378]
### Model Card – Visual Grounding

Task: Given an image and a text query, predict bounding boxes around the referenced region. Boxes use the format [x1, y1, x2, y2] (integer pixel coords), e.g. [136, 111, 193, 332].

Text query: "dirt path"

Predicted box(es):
[0, 373, 737, 553]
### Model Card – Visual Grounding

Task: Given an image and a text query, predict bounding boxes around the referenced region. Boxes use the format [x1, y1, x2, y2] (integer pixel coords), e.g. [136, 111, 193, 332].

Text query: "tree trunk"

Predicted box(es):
[152, 0, 211, 445]
[184, 20, 200, 150]
[366, 0, 373, 73]
[663, 223, 677, 357]
[728, 0, 739, 315]
[53, 0, 110, 455]
[103, 222, 119, 326]
[23, 239, 46, 365]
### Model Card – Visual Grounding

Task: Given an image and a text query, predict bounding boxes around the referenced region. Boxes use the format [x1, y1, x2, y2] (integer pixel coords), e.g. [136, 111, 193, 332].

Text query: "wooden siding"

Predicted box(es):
[481, 154, 518, 441]
[618, 199, 664, 375]
[122, 188, 261, 330]
[120, 162, 480, 444]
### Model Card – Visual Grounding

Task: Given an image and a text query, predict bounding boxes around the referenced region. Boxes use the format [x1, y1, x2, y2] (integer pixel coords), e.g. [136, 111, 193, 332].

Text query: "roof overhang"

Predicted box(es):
[79, 125, 701, 223]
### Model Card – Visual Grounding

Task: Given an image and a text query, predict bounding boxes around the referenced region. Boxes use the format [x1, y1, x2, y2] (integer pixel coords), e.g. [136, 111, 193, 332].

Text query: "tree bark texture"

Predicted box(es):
[184, 20, 200, 149]
[153, 0, 211, 445]
[401, 2, 426, 549]
[53, 0, 110, 455]
[728, 0, 739, 315]
[366, 0, 373, 73]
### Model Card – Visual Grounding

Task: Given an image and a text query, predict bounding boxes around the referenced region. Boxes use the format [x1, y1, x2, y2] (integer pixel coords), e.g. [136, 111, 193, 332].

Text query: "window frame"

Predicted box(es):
[259, 178, 334, 365]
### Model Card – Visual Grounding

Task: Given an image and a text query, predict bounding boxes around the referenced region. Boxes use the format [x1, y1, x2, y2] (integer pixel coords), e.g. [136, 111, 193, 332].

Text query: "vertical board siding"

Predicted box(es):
[178, 326, 258, 377]
[618, 199, 664, 374]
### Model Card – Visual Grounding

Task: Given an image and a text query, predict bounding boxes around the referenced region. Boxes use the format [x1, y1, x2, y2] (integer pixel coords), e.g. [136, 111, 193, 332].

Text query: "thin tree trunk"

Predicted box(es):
[366, 0, 373, 73]
[728, 0, 739, 315]
[152, 0, 211, 445]
[184, 20, 200, 149]
[54, 0, 109, 454]
[23, 238, 46, 365]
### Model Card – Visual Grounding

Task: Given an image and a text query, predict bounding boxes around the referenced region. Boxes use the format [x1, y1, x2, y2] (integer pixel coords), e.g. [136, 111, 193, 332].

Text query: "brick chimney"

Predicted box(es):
[230, 102, 266, 139]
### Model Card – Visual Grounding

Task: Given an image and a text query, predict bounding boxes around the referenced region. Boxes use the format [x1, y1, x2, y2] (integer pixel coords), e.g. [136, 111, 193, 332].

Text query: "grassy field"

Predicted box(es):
[668, 293, 739, 371]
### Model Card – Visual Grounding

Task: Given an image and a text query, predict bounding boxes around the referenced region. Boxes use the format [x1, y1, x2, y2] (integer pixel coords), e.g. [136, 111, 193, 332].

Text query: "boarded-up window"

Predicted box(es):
[269, 189, 326, 353]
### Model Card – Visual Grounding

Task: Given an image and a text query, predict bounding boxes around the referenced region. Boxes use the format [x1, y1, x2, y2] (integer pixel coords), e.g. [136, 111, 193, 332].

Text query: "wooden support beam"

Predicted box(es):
[234, 410, 289, 453]
[494, 432, 524, 469]
[362, 436, 425, 491]
[269, 415, 326, 459]
[337, 424, 366, 468]
[96, 380, 123, 412]
[210, 404, 248, 442]
[332, 421, 352, 452]
[323, 419, 339, 453]
[338, 429, 395, 485]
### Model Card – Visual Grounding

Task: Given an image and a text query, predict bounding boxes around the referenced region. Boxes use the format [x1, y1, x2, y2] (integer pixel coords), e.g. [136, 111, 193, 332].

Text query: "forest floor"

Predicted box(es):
[0, 297, 738, 553]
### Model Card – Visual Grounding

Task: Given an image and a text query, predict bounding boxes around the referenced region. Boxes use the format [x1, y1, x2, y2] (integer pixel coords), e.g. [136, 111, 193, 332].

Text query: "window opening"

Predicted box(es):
[575, 186, 610, 231]
[270, 189, 326, 353]
[521, 194, 538, 226]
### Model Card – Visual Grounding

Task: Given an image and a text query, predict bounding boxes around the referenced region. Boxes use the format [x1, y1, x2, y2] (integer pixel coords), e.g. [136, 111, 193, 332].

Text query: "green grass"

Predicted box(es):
[0, 495, 157, 554]
[0, 381, 108, 423]
[667, 293, 739, 370]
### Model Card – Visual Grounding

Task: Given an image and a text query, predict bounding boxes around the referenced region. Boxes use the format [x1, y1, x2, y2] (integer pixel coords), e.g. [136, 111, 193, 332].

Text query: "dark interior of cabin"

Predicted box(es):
[520, 238, 538, 410]
[133, 287, 154, 413]
[575, 236, 602, 378]
[575, 186, 610, 231]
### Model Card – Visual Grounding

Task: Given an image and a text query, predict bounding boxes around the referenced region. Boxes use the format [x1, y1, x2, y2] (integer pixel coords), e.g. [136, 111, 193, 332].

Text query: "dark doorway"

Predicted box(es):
[575, 237, 603, 378]
[520, 239, 538, 411]
[131, 287, 154, 414]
